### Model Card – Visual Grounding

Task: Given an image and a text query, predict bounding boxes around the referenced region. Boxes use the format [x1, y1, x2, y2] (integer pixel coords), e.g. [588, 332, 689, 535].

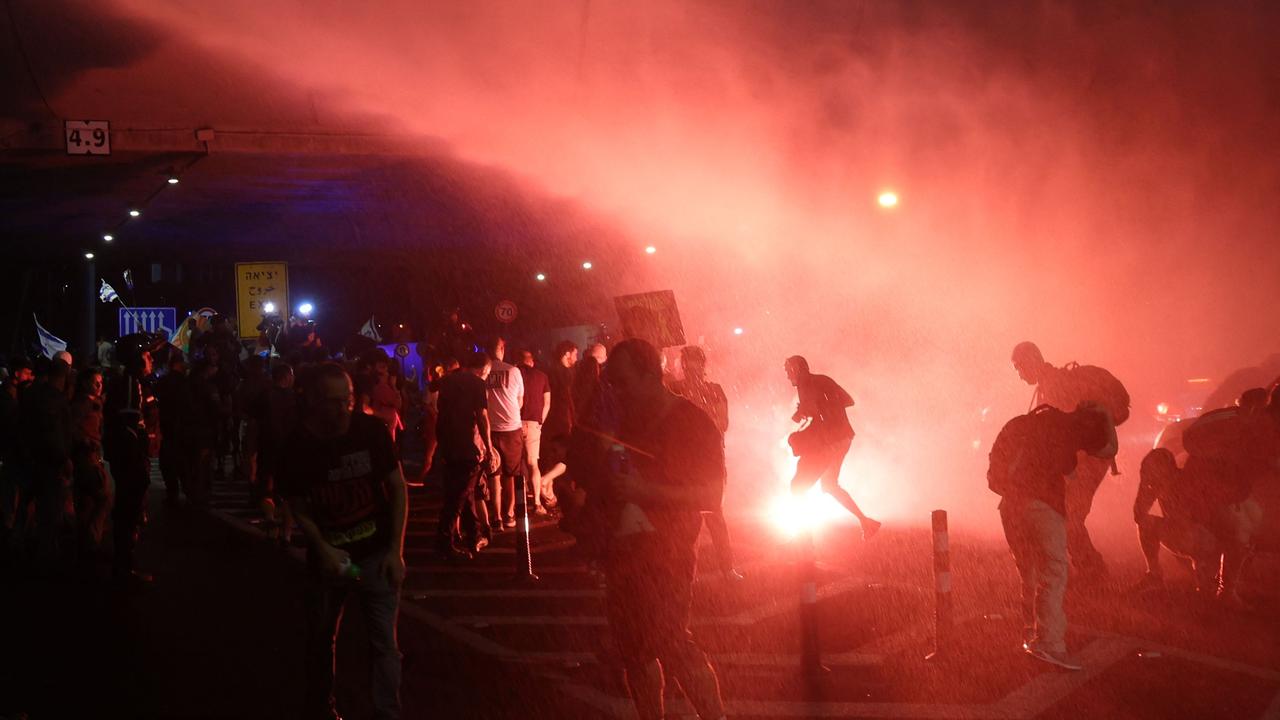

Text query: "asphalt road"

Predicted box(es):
[3, 464, 1277, 720]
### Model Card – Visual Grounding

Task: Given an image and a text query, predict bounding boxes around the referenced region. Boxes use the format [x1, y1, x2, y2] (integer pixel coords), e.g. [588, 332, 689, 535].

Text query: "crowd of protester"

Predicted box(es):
[4, 311, 1277, 718]
[0, 305, 749, 718]
[987, 341, 1280, 671]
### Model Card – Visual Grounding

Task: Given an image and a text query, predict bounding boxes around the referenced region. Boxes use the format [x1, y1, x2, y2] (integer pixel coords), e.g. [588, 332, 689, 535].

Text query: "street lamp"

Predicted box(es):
[298, 302, 314, 317]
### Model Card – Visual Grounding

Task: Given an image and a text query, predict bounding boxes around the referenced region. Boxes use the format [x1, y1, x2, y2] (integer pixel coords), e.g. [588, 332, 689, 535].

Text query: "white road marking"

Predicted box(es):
[411, 588, 603, 599]
[1078, 626, 1280, 682]
[450, 614, 607, 626]
[403, 539, 577, 555]
[1260, 688, 1280, 720]
[725, 699, 1012, 719]
[409, 564, 588, 575]
[990, 637, 1138, 719]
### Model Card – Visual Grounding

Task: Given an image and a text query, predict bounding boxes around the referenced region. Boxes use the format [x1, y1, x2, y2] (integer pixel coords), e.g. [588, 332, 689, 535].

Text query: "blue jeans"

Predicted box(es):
[303, 547, 402, 720]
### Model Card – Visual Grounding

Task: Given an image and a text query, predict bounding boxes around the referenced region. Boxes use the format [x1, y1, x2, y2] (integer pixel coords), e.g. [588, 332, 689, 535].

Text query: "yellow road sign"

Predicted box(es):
[235, 261, 289, 339]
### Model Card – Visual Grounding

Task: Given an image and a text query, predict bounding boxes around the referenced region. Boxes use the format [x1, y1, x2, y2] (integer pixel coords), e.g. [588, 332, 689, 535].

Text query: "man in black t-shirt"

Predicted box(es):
[539, 341, 578, 501]
[433, 351, 494, 558]
[279, 363, 407, 720]
[785, 355, 881, 540]
[518, 350, 553, 513]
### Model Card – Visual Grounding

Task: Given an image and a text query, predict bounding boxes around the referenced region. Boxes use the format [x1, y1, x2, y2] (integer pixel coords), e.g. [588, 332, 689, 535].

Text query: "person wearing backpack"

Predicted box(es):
[987, 402, 1117, 671]
[1011, 342, 1129, 581]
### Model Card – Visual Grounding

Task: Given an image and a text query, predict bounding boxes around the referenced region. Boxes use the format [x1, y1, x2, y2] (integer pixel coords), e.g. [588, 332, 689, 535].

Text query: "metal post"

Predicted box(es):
[513, 474, 538, 581]
[799, 529, 828, 675]
[926, 509, 952, 661]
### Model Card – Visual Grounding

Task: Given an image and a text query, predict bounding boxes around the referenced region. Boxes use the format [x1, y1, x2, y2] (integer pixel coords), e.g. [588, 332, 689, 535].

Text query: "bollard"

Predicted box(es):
[925, 509, 952, 661]
[799, 529, 829, 675]
[513, 474, 538, 581]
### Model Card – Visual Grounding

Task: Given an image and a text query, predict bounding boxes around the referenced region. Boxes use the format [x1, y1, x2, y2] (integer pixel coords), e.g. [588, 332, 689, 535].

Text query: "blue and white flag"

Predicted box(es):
[33, 314, 67, 359]
[99, 279, 119, 304]
[359, 316, 382, 343]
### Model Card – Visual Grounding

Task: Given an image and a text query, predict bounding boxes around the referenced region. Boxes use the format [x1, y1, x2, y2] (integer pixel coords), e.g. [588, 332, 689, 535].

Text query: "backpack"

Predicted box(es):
[1061, 362, 1130, 426]
[987, 406, 1051, 497]
[1182, 407, 1249, 460]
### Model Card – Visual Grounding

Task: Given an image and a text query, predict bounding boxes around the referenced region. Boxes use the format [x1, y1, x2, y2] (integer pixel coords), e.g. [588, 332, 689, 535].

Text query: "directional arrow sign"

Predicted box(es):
[118, 307, 177, 338]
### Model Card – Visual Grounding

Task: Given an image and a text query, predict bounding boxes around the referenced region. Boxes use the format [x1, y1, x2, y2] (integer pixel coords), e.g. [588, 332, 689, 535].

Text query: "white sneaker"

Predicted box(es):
[1026, 645, 1081, 671]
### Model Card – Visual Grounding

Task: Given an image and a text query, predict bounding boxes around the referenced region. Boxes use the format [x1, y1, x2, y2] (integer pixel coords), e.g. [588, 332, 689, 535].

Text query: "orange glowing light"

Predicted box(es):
[1186, 378, 1211, 384]
[877, 191, 899, 208]
[1156, 403, 1169, 415]
[767, 487, 849, 538]
[645, 245, 657, 255]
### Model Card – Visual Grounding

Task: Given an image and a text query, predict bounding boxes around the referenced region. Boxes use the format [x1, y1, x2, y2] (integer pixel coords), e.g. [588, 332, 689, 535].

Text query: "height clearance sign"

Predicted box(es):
[235, 262, 289, 339]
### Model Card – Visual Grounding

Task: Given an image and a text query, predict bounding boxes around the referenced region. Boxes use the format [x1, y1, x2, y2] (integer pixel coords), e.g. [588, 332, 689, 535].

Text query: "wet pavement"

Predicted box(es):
[3, 465, 1277, 720]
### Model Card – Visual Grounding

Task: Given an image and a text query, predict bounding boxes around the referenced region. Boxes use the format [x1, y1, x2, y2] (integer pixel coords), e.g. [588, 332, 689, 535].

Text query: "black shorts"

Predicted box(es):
[604, 534, 698, 664]
[791, 436, 853, 494]
[539, 433, 570, 470]
[492, 429, 525, 477]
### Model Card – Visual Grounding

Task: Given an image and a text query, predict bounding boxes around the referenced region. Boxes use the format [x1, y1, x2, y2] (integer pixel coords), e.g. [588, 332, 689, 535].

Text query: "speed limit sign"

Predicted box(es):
[494, 299, 518, 324]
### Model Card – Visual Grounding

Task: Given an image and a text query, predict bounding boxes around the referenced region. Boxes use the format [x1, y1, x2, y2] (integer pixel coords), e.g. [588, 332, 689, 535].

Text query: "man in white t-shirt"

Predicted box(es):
[485, 337, 525, 528]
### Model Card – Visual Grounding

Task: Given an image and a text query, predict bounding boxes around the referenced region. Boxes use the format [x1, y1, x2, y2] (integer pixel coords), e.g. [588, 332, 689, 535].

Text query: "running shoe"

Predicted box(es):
[1026, 645, 1081, 671]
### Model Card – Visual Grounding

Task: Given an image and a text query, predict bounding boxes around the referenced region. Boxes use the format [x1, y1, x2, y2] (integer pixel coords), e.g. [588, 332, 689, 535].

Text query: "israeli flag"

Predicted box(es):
[99, 279, 119, 303]
[359, 316, 382, 343]
[33, 314, 67, 359]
